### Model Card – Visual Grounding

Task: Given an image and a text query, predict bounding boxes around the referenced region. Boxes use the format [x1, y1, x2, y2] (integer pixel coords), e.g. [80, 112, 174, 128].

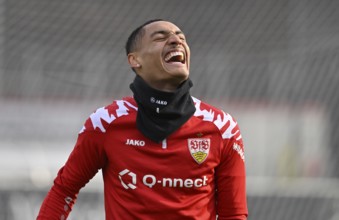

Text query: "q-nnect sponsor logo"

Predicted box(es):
[119, 169, 137, 189]
[118, 169, 208, 190]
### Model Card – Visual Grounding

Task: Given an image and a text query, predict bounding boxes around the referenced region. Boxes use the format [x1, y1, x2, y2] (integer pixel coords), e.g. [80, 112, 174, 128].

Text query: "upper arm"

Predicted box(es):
[215, 122, 248, 219]
[37, 131, 107, 219]
[55, 131, 107, 193]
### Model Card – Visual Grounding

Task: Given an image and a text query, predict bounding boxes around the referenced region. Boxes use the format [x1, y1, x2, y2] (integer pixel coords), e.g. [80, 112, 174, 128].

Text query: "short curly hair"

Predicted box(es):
[125, 19, 163, 55]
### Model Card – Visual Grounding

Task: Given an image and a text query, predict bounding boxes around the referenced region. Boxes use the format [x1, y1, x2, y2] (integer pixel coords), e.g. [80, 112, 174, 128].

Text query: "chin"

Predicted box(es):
[164, 66, 189, 78]
[161, 60, 189, 81]
[170, 71, 189, 81]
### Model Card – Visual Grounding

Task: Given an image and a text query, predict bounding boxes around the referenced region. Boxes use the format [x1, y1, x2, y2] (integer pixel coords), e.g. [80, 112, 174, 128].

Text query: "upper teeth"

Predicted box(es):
[164, 51, 184, 62]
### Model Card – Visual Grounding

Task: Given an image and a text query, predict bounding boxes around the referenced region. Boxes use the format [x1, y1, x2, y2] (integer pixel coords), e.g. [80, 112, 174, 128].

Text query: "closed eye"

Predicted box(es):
[154, 37, 167, 41]
[151, 30, 186, 42]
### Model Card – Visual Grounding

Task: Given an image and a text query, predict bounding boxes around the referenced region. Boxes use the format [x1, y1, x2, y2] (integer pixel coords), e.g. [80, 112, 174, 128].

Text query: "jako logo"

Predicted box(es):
[150, 97, 168, 105]
[125, 139, 145, 147]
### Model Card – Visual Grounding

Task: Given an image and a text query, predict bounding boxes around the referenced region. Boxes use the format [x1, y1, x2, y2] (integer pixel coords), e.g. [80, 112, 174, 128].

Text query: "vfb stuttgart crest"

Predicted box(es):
[188, 138, 210, 164]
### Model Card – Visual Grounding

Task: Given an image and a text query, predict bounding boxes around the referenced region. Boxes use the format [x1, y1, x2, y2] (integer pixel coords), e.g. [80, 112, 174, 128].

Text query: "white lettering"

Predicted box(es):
[143, 175, 156, 188]
[125, 139, 145, 147]
[184, 179, 194, 188]
[150, 97, 168, 105]
[119, 169, 209, 189]
[203, 175, 208, 186]
[160, 176, 208, 188]
[194, 178, 203, 187]
[173, 178, 183, 187]
[233, 143, 245, 161]
[156, 100, 167, 105]
[162, 178, 172, 187]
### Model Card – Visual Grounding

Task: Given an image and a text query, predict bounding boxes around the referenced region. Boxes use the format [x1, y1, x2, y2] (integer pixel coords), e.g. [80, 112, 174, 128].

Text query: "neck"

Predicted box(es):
[137, 75, 187, 92]
[129, 75, 195, 142]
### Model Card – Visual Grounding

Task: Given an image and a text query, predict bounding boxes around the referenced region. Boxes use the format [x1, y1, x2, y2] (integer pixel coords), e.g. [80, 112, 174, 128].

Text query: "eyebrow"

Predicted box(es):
[150, 30, 184, 38]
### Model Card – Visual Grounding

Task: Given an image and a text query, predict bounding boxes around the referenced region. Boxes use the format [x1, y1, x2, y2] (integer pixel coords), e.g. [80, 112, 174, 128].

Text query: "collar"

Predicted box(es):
[130, 75, 196, 143]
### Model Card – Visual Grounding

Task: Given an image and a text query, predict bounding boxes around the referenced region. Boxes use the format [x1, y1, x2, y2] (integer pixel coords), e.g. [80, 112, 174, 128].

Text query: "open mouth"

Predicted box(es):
[164, 51, 186, 64]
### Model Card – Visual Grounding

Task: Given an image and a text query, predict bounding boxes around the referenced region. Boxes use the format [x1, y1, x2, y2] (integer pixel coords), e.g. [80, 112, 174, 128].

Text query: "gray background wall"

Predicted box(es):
[1, 0, 339, 219]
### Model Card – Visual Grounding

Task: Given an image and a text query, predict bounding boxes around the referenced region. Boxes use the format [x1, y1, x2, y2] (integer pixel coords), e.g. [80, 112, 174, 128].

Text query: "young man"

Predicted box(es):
[37, 19, 248, 220]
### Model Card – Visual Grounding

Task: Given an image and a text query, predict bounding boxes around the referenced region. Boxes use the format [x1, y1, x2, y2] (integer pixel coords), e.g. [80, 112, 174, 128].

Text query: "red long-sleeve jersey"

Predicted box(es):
[37, 96, 248, 220]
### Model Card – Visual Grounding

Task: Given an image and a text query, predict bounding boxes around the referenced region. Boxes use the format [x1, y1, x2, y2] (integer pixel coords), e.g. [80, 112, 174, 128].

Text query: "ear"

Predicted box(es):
[128, 53, 141, 68]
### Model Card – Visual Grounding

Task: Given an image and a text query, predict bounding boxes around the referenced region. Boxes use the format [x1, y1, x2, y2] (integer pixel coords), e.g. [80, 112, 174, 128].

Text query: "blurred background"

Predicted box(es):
[1, 0, 339, 219]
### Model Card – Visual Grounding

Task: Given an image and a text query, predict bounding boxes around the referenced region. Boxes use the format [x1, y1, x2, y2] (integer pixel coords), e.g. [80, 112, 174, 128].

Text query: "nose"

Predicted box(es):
[168, 34, 182, 46]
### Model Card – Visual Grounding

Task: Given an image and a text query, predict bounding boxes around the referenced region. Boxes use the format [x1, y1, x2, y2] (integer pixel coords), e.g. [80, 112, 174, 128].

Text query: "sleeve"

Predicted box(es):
[36, 130, 107, 220]
[215, 121, 248, 220]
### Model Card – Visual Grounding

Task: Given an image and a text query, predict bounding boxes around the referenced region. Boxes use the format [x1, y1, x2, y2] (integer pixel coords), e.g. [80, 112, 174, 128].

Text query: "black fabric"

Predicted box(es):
[130, 75, 196, 143]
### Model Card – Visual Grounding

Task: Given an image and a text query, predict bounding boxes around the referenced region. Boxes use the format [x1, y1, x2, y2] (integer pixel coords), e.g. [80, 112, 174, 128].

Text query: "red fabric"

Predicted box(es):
[37, 97, 248, 220]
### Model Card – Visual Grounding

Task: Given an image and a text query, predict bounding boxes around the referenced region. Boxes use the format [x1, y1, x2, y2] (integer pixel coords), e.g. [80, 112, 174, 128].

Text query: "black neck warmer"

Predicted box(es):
[130, 75, 196, 143]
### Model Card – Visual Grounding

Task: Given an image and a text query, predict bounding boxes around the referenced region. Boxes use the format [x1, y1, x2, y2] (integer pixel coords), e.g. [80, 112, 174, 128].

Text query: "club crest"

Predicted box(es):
[188, 138, 210, 164]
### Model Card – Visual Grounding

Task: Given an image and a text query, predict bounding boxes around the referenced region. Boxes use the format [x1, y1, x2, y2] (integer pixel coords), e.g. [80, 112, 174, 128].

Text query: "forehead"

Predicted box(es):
[143, 21, 183, 36]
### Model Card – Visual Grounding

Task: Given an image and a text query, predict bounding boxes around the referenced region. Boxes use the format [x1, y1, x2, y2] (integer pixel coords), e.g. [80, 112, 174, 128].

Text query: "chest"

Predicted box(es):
[103, 116, 223, 177]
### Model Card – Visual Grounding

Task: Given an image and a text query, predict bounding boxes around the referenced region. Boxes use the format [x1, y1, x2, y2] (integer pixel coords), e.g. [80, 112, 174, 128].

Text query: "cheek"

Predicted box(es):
[185, 45, 190, 59]
[143, 50, 163, 66]
[142, 44, 160, 57]
[138, 55, 164, 74]
[137, 43, 164, 69]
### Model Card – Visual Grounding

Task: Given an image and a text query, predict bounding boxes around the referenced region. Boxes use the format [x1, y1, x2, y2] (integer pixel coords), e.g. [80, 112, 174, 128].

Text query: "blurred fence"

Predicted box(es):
[1, 0, 339, 219]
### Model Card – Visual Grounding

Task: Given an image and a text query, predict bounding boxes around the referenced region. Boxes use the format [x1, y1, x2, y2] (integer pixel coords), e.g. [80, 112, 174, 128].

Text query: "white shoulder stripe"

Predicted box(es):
[222, 116, 238, 139]
[116, 100, 132, 117]
[124, 100, 138, 110]
[89, 107, 116, 133]
[192, 97, 214, 122]
[214, 111, 228, 130]
[80, 100, 137, 133]
[193, 96, 239, 140]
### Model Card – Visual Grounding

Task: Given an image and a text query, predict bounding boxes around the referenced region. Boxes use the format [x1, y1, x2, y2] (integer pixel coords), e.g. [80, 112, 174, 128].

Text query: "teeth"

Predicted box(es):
[164, 51, 184, 62]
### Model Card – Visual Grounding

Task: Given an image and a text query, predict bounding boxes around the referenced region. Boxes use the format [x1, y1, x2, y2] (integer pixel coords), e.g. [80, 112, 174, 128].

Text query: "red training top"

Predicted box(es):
[37, 96, 248, 220]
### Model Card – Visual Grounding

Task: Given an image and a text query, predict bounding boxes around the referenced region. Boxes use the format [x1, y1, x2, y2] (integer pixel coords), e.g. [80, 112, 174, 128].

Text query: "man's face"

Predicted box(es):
[130, 21, 190, 90]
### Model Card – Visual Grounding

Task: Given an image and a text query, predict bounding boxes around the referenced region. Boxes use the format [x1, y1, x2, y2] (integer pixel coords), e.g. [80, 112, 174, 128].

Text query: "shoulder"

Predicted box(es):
[192, 96, 241, 141]
[79, 97, 137, 133]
